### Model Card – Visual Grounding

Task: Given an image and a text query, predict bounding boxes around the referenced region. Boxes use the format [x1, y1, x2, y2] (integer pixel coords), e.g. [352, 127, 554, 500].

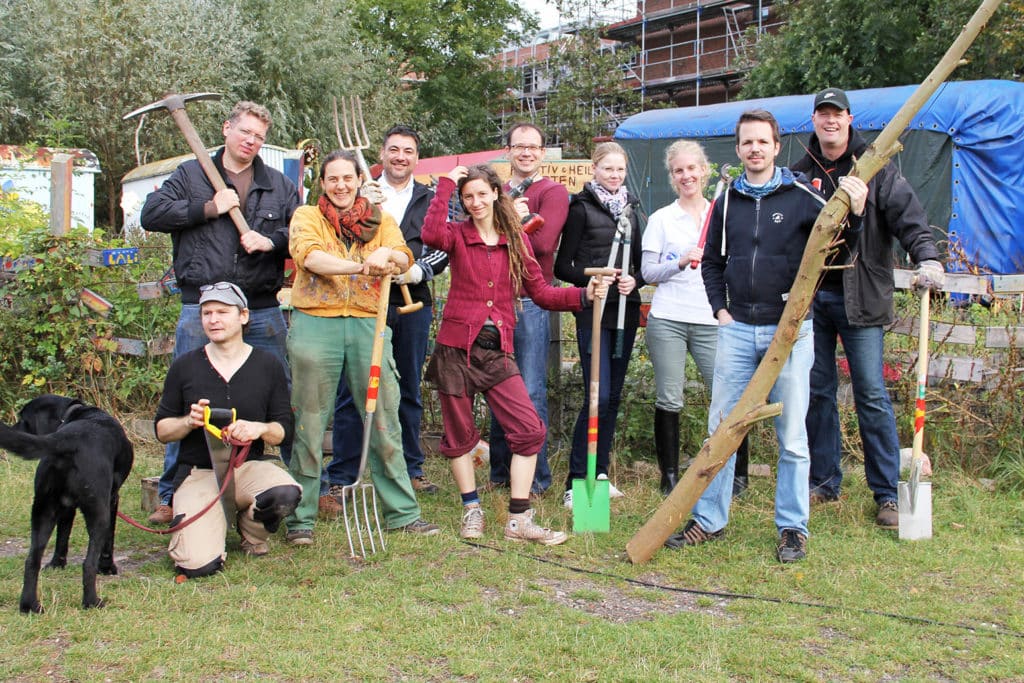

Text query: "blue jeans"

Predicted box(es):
[157, 304, 291, 504]
[326, 304, 433, 489]
[488, 298, 552, 493]
[564, 314, 638, 488]
[806, 290, 899, 504]
[693, 319, 813, 536]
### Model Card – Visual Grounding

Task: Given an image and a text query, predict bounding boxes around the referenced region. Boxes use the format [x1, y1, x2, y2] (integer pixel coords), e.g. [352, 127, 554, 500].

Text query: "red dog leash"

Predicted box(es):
[117, 437, 252, 535]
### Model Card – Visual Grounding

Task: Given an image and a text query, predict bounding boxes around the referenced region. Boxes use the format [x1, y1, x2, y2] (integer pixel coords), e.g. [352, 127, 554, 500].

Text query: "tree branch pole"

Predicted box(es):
[626, 0, 1005, 564]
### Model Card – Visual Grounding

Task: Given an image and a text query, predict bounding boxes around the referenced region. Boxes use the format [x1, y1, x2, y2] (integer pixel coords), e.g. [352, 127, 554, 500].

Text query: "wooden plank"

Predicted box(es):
[0, 255, 40, 273]
[892, 268, 989, 295]
[79, 288, 113, 316]
[886, 316, 976, 344]
[927, 355, 985, 382]
[147, 335, 175, 356]
[984, 326, 1024, 348]
[49, 153, 73, 236]
[86, 247, 140, 267]
[136, 281, 165, 300]
[992, 274, 1024, 294]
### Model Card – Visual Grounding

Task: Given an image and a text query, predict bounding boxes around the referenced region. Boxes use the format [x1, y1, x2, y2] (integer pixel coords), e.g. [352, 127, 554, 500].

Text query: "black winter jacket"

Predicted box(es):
[555, 183, 644, 330]
[703, 168, 861, 326]
[791, 129, 940, 326]
[140, 149, 299, 308]
[382, 179, 448, 308]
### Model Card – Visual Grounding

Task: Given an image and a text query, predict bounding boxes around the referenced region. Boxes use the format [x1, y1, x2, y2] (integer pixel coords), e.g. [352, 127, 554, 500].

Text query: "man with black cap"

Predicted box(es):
[793, 87, 945, 528]
[155, 281, 301, 578]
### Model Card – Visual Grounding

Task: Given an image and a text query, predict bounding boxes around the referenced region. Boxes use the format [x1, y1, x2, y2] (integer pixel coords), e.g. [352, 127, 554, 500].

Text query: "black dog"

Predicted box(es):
[0, 394, 133, 613]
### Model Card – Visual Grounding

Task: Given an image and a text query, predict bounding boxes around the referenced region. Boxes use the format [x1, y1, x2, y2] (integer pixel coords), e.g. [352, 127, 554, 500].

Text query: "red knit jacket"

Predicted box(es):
[422, 177, 583, 354]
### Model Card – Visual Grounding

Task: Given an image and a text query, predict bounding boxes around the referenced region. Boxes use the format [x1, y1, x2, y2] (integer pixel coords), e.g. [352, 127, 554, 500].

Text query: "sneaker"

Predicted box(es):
[460, 504, 485, 539]
[411, 475, 440, 494]
[607, 480, 625, 499]
[240, 539, 269, 556]
[875, 500, 899, 529]
[318, 494, 343, 520]
[396, 518, 441, 535]
[664, 519, 726, 548]
[285, 529, 314, 546]
[504, 509, 568, 546]
[147, 504, 173, 526]
[776, 528, 807, 563]
[563, 490, 573, 510]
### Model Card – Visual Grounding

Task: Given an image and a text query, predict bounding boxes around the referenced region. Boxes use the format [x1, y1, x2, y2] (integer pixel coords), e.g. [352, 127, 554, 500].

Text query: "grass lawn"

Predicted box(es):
[1, 432, 1022, 682]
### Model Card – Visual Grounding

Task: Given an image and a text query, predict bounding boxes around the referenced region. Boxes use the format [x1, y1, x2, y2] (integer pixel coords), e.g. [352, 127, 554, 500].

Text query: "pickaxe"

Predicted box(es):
[123, 93, 250, 236]
[333, 95, 422, 314]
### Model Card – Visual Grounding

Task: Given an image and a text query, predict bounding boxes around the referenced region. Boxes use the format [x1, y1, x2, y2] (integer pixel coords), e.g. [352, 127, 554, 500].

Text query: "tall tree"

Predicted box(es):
[541, 0, 640, 157]
[348, 0, 536, 155]
[742, 0, 1023, 99]
[0, 0, 252, 229]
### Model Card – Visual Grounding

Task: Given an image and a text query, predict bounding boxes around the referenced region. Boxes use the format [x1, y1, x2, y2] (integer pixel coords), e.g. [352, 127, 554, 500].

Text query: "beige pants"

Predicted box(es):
[169, 460, 300, 571]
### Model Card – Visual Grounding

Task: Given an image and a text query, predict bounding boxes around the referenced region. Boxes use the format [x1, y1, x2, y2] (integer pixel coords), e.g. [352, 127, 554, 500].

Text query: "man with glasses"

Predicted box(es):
[142, 101, 300, 525]
[484, 122, 569, 497]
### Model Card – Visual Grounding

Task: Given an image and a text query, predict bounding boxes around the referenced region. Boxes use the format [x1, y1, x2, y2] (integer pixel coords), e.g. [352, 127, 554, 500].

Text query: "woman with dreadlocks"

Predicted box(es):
[422, 164, 609, 545]
[283, 149, 438, 545]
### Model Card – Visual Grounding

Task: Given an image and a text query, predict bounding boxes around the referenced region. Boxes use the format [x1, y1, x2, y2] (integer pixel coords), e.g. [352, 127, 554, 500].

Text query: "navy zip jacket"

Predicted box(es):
[702, 167, 861, 326]
[380, 179, 448, 309]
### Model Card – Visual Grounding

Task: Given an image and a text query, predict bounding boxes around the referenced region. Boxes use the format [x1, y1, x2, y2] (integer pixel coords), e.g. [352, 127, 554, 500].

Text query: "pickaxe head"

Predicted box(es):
[123, 92, 223, 120]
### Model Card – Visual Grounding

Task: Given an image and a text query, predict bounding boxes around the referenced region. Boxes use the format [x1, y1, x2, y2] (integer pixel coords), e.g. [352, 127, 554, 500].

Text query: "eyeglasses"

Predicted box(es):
[200, 282, 246, 302]
[233, 126, 266, 144]
[509, 144, 542, 153]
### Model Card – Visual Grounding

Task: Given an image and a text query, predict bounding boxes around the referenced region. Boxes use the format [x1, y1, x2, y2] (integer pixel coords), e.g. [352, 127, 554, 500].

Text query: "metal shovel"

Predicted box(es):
[899, 288, 933, 540]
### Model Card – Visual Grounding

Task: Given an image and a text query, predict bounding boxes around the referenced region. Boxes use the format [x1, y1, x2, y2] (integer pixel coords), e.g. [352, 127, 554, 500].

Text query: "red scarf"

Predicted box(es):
[318, 195, 381, 244]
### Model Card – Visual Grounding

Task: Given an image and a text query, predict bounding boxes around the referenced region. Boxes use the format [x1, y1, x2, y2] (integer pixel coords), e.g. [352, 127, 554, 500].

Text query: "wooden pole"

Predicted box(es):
[49, 153, 73, 236]
[626, 0, 1005, 564]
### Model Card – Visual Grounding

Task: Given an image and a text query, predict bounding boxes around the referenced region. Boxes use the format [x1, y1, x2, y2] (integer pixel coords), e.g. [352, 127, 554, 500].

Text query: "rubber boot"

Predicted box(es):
[654, 408, 680, 495]
[732, 436, 750, 498]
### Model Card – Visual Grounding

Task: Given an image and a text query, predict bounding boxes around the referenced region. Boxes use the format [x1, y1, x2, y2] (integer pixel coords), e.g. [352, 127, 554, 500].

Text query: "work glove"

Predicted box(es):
[360, 180, 385, 206]
[912, 259, 945, 292]
[394, 263, 424, 286]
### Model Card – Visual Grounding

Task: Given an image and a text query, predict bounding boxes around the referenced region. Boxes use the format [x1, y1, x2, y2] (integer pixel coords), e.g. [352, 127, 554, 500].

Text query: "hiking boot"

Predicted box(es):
[875, 500, 899, 529]
[285, 529, 314, 546]
[776, 528, 807, 563]
[460, 504, 485, 539]
[396, 518, 441, 535]
[664, 519, 726, 548]
[240, 539, 269, 556]
[504, 509, 568, 546]
[318, 494, 343, 520]
[148, 504, 173, 526]
[732, 475, 749, 499]
[411, 475, 440, 494]
[562, 490, 573, 510]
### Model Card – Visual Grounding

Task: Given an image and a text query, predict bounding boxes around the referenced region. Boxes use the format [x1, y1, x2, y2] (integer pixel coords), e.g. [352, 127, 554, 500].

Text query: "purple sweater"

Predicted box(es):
[422, 177, 583, 354]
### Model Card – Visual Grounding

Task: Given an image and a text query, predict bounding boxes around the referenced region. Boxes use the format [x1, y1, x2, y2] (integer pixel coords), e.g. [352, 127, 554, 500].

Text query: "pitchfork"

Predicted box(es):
[333, 95, 423, 315]
[338, 270, 395, 558]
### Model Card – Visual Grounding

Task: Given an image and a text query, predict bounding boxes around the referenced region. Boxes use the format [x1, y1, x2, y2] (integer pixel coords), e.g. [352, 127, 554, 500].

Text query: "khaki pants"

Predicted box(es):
[169, 460, 300, 571]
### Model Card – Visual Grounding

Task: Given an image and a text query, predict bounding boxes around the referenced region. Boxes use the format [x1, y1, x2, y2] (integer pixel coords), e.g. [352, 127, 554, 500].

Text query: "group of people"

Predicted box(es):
[141, 87, 944, 574]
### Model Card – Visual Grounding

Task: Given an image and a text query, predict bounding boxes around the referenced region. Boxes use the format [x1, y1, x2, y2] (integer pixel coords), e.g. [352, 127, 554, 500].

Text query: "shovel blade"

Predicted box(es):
[571, 478, 610, 533]
[898, 481, 932, 540]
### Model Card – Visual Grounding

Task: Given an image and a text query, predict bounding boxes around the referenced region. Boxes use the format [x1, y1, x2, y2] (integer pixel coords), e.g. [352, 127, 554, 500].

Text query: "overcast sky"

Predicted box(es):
[521, 0, 561, 30]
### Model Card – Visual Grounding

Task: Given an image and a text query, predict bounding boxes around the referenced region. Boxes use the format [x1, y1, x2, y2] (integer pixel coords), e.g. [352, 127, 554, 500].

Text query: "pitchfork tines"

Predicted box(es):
[333, 95, 374, 180]
[339, 450, 386, 559]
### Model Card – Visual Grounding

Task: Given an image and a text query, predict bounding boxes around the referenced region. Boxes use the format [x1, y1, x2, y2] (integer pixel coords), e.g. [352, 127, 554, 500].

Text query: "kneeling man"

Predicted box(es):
[155, 281, 300, 577]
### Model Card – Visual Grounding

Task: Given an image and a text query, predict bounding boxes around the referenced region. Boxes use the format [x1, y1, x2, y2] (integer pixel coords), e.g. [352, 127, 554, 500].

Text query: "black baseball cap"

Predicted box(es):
[813, 88, 851, 113]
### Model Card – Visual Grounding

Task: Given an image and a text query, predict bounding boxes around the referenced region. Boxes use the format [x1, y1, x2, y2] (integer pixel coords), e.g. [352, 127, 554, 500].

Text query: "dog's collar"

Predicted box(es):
[60, 401, 86, 425]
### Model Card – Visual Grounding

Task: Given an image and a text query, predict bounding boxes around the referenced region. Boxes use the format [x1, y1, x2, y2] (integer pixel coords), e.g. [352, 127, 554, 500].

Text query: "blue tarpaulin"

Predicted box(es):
[615, 80, 1024, 274]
